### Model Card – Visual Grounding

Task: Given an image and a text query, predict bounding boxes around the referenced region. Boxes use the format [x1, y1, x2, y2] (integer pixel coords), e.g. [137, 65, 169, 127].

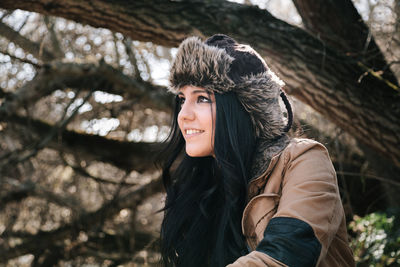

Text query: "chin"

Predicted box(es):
[186, 151, 208, 157]
[186, 148, 213, 157]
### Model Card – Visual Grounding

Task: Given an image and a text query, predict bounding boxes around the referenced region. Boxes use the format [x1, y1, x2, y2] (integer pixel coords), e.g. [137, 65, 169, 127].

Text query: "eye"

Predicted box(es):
[178, 97, 185, 106]
[198, 96, 211, 103]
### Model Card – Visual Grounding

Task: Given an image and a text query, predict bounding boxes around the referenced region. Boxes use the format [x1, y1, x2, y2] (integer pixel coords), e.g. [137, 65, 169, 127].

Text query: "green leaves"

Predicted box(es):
[349, 211, 400, 266]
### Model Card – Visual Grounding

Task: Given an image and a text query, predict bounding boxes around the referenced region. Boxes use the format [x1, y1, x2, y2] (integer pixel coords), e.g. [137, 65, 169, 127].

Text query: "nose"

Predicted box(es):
[178, 101, 195, 121]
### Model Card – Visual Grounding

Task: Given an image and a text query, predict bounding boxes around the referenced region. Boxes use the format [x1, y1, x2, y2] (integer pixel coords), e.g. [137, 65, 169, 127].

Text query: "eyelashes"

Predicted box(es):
[178, 95, 211, 106]
[198, 96, 211, 103]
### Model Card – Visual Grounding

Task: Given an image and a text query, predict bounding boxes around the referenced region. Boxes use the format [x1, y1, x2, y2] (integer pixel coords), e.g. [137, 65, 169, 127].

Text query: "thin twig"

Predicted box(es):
[0, 10, 12, 22]
[357, 61, 400, 92]
[44, 16, 64, 59]
[60, 153, 136, 186]
[123, 36, 141, 80]
[0, 90, 93, 171]
[16, 13, 30, 32]
[110, 172, 131, 203]
[0, 50, 41, 68]
[113, 32, 121, 70]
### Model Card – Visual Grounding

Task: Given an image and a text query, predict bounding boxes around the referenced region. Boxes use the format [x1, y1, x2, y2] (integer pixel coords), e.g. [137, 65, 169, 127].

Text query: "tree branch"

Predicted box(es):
[123, 37, 142, 80]
[292, 0, 398, 84]
[7, 114, 162, 172]
[0, 60, 172, 121]
[0, 176, 163, 262]
[0, 90, 94, 171]
[0, 49, 41, 67]
[60, 154, 137, 186]
[43, 16, 64, 59]
[0, 21, 55, 61]
[0, 179, 83, 213]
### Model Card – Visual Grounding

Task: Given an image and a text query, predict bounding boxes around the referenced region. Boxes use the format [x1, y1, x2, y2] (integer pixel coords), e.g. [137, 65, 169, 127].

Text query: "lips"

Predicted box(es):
[186, 129, 203, 134]
[184, 128, 204, 137]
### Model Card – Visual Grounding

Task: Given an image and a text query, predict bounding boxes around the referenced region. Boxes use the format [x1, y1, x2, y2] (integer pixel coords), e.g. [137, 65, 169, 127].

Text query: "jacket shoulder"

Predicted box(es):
[285, 137, 328, 152]
[283, 138, 331, 164]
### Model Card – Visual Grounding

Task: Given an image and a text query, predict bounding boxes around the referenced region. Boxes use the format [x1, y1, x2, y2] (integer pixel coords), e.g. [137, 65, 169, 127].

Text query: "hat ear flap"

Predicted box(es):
[235, 72, 287, 140]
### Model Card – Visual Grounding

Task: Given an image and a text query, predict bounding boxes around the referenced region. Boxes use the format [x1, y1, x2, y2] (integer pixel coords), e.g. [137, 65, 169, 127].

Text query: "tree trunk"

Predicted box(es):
[292, 0, 400, 205]
[292, 0, 397, 82]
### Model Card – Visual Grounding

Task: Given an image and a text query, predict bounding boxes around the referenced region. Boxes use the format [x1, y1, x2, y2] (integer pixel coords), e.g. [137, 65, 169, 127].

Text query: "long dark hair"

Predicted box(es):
[159, 88, 256, 266]
[158, 34, 294, 266]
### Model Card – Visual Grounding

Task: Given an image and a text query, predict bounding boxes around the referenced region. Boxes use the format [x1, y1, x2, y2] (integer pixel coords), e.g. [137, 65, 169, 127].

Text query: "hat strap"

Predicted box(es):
[280, 89, 293, 133]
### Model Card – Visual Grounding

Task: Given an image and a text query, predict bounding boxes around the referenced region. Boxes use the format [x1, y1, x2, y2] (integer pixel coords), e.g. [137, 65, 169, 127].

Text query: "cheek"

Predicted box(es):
[210, 104, 216, 133]
[177, 112, 184, 131]
[201, 112, 215, 145]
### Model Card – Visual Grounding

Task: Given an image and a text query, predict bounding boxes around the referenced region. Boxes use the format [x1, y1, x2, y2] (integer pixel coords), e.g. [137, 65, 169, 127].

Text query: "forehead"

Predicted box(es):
[178, 85, 210, 95]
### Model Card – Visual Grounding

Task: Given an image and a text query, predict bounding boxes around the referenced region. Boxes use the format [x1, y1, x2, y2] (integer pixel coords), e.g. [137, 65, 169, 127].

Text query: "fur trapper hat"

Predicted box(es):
[168, 34, 292, 141]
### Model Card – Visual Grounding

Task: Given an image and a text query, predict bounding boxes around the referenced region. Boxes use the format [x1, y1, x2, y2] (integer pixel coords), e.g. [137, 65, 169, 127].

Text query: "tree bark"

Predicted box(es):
[0, 0, 399, 167]
[292, 0, 400, 205]
[292, 0, 397, 82]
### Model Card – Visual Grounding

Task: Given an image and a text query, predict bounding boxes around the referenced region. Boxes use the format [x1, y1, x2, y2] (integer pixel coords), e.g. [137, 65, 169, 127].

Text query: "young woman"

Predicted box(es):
[158, 34, 355, 267]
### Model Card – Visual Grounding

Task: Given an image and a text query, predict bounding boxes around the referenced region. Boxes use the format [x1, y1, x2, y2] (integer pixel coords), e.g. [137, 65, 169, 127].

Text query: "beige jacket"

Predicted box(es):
[228, 138, 355, 266]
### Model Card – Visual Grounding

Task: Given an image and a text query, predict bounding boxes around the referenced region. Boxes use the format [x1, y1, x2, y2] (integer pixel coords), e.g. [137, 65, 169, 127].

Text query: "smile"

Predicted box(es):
[185, 129, 204, 135]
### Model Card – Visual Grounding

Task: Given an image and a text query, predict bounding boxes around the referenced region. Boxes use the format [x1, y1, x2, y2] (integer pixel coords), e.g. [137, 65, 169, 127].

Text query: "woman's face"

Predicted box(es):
[177, 85, 216, 157]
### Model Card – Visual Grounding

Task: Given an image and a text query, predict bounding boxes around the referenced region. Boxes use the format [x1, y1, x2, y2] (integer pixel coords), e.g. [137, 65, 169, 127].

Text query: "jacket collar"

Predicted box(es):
[249, 134, 290, 183]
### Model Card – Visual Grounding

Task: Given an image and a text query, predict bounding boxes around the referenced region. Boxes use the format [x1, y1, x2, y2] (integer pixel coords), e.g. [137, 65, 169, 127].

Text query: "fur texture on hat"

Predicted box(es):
[168, 36, 287, 140]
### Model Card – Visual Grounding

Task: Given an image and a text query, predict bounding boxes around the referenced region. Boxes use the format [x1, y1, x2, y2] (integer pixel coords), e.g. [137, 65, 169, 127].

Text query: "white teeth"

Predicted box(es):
[186, 129, 203, 135]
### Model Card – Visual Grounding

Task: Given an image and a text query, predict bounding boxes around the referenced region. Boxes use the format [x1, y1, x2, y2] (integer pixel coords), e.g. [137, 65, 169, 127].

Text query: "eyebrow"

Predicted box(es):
[177, 89, 209, 96]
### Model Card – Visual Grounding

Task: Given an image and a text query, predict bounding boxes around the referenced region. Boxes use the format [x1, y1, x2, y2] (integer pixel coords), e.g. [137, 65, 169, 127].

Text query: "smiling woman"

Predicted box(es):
[157, 34, 355, 267]
[177, 86, 216, 157]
